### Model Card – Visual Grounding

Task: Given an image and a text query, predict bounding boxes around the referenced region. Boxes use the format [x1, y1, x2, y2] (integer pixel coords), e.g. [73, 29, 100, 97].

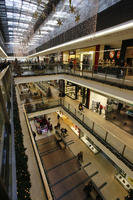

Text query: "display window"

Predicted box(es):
[109, 51, 115, 59]
[103, 49, 121, 66]
[76, 47, 96, 70]
[65, 81, 76, 100]
[125, 47, 133, 67]
[89, 91, 107, 114]
[71, 124, 80, 136]
[117, 50, 120, 59]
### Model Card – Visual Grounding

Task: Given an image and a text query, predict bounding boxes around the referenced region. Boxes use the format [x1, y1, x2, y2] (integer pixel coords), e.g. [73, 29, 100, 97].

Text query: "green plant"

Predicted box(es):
[13, 87, 31, 200]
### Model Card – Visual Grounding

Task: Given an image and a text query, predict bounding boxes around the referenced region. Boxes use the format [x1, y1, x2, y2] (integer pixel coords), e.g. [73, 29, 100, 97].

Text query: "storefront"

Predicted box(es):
[62, 46, 96, 70]
[64, 81, 90, 107]
[63, 50, 76, 65]
[65, 81, 76, 100]
[98, 47, 121, 67]
[89, 91, 107, 115]
[63, 51, 69, 65]
[125, 47, 133, 67]
[76, 46, 96, 70]
[76, 85, 90, 108]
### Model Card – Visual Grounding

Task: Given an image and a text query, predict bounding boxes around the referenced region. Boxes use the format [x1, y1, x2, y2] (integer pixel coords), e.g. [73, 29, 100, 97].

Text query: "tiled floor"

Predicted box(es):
[36, 135, 89, 200]
[33, 112, 128, 200]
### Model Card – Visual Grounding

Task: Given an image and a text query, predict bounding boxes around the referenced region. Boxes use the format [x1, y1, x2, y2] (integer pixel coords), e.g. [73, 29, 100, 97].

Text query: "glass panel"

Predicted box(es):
[84, 115, 93, 129]
[93, 123, 106, 140]
[123, 147, 133, 163]
[76, 110, 83, 121]
[69, 104, 75, 115]
[106, 133, 125, 154]
[0, 103, 4, 141]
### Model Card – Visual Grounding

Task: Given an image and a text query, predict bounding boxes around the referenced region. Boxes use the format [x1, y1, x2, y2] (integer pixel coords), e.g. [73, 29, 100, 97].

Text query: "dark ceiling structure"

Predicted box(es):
[0, 0, 121, 56]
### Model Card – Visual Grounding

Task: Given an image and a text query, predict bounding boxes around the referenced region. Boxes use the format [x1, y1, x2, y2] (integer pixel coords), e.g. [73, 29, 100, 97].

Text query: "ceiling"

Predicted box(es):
[28, 21, 133, 57]
[0, 0, 120, 56]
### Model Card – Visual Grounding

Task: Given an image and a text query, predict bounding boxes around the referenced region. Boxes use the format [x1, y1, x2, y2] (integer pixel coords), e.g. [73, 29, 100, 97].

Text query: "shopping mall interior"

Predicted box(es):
[0, 0, 133, 200]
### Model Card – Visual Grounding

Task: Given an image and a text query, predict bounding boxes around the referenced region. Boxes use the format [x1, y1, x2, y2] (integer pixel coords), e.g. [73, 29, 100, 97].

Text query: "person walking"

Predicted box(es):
[99, 104, 103, 115]
[79, 103, 83, 111]
[33, 131, 36, 139]
[69, 59, 73, 71]
[57, 114, 60, 122]
[77, 151, 83, 163]
[96, 102, 100, 112]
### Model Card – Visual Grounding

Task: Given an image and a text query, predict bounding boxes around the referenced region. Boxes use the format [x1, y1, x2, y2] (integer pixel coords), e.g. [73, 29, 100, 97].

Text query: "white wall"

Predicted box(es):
[89, 91, 107, 113]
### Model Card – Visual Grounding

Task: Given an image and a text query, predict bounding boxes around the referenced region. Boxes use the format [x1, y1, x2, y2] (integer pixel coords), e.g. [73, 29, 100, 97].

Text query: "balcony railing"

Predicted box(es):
[0, 66, 17, 200]
[14, 62, 133, 90]
[24, 98, 133, 173]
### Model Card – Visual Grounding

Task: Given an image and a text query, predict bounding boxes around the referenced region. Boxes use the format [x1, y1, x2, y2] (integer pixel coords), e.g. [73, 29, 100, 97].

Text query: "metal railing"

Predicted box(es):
[0, 66, 17, 200]
[14, 62, 133, 90]
[23, 98, 133, 172]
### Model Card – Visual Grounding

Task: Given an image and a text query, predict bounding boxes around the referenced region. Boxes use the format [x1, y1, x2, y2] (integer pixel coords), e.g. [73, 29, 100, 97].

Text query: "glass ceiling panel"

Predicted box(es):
[27, 0, 120, 52]
[0, 0, 121, 55]
[2, 0, 49, 45]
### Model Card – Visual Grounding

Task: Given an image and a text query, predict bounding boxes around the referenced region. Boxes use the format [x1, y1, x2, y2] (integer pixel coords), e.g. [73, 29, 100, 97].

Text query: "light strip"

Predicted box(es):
[28, 20, 133, 58]
[7, 56, 26, 60]
[0, 47, 8, 57]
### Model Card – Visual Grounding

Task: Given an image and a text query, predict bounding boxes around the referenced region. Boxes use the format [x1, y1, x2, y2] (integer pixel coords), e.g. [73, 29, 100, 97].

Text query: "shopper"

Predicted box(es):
[77, 151, 83, 162]
[73, 59, 77, 71]
[33, 131, 36, 139]
[96, 102, 100, 112]
[69, 59, 73, 71]
[79, 103, 83, 111]
[117, 103, 123, 113]
[57, 114, 60, 121]
[99, 104, 103, 115]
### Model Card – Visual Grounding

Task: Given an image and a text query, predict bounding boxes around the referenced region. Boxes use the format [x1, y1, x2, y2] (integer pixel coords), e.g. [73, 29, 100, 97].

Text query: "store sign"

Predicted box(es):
[69, 50, 76, 55]
[109, 51, 115, 59]
[117, 50, 120, 59]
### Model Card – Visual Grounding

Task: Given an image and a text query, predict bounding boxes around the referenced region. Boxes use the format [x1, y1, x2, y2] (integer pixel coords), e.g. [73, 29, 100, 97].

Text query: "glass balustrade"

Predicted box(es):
[14, 62, 133, 89]
[0, 66, 17, 199]
[23, 98, 133, 170]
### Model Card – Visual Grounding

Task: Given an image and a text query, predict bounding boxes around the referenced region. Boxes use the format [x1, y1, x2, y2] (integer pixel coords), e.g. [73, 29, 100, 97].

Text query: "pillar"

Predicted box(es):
[94, 45, 100, 70]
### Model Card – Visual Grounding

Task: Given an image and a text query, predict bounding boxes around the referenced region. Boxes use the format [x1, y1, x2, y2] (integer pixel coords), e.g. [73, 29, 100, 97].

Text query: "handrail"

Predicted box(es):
[23, 105, 53, 200]
[11, 78, 17, 200]
[14, 64, 133, 90]
[23, 98, 133, 171]
[0, 65, 17, 199]
[62, 105, 133, 170]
